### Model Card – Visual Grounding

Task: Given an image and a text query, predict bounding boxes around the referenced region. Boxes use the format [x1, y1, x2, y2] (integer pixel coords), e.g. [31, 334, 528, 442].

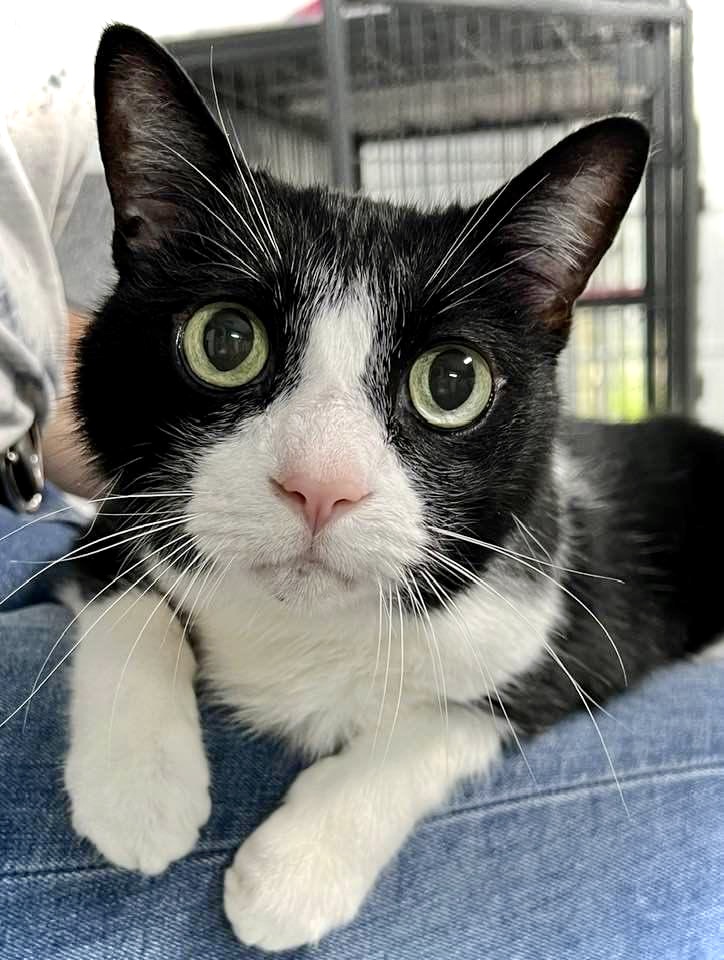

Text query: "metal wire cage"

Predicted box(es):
[171, 0, 695, 421]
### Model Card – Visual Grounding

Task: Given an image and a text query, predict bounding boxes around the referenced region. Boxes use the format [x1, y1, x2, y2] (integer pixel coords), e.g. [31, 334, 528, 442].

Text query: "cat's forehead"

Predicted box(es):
[260, 185, 475, 360]
[258, 187, 498, 393]
[273, 182, 454, 281]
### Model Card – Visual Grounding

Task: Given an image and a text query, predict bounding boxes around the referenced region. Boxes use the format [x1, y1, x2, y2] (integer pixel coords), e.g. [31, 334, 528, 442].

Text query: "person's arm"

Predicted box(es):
[42, 310, 98, 497]
[1, 19, 107, 501]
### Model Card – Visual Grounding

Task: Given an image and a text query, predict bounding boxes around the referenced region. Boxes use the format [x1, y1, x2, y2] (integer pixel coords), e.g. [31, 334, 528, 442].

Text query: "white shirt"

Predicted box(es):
[0, 16, 114, 452]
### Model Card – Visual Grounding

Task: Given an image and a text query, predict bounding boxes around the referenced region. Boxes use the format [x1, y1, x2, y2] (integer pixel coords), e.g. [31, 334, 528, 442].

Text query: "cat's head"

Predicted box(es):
[77, 25, 648, 612]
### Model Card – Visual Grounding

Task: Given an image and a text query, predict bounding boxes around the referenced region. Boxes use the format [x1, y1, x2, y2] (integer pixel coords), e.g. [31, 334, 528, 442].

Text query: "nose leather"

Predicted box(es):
[277, 473, 368, 533]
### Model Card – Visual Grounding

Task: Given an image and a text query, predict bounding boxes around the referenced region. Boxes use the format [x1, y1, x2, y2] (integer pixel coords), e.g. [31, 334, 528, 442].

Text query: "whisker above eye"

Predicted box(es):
[165, 182, 262, 272]
[173, 227, 258, 280]
[226, 109, 281, 262]
[208, 47, 277, 266]
[425, 174, 550, 305]
[423, 172, 518, 296]
[148, 138, 263, 273]
[436, 247, 546, 314]
[207, 47, 281, 265]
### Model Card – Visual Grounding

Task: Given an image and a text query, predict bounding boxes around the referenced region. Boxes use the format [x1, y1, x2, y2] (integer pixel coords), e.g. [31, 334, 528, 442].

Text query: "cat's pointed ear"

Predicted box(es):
[488, 117, 649, 336]
[95, 24, 228, 257]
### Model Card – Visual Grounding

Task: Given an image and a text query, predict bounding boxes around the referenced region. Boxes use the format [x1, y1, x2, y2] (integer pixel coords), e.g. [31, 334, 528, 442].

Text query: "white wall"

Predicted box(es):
[12, 1, 303, 40]
[690, 0, 724, 429]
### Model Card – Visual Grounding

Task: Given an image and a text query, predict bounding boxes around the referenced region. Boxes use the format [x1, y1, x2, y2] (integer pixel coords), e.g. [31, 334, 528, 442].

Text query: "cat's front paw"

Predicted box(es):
[224, 805, 370, 951]
[65, 714, 211, 875]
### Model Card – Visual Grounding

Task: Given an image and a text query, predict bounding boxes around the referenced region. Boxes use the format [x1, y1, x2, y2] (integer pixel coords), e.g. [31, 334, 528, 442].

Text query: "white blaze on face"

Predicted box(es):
[186, 288, 427, 608]
[273, 291, 380, 487]
[305, 291, 374, 389]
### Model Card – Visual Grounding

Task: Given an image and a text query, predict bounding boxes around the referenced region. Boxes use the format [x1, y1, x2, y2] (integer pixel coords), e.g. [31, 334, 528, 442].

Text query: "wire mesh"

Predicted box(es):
[184, 32, 332, 186]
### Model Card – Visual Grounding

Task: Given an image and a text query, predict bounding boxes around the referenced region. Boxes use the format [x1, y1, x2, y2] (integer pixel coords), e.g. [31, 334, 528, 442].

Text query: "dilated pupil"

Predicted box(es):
[429, 349, 475, 410]
[203, 310, 253, 372]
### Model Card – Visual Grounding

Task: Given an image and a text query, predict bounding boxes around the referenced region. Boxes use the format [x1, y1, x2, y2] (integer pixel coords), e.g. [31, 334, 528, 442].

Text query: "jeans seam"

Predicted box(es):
[0, 843, 235, 883]
[4, 762, 723, 882]
[434, 758, 724, 822]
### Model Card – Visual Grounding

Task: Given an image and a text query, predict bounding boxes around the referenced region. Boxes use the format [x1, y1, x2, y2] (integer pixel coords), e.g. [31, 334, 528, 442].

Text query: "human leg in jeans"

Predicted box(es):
[1, 498, 723, 960]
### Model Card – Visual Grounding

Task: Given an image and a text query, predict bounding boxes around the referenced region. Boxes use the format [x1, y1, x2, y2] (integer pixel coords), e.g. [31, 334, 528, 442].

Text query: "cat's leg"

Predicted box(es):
[224, 704, 501, 951]
[64, 587, 211, 874]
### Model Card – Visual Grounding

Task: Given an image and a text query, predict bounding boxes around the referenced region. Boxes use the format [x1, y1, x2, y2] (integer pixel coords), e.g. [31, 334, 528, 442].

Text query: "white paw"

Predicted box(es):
[224, 804, 370, 952]
[65, 712, 211, 875]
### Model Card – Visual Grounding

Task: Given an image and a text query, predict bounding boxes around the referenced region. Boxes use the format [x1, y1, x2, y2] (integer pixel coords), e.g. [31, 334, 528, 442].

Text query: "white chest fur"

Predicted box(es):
[182, 554, 562, 757]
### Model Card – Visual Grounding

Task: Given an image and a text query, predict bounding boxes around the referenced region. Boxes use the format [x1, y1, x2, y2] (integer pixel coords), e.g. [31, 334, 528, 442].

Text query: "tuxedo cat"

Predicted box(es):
[63, 24, 723, 952]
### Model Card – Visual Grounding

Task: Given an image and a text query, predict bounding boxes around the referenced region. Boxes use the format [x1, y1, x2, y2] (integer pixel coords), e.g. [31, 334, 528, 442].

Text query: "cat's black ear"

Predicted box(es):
[95, 24, 229, 258]
[486, 117, 649, 337]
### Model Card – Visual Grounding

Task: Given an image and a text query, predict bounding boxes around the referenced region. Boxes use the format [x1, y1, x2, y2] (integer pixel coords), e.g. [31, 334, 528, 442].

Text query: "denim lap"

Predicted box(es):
[1, 507, 723, 959]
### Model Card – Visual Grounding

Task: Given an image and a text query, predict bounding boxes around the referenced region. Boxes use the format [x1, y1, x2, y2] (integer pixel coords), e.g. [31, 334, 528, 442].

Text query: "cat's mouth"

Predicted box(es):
[251, 553, 358, 606]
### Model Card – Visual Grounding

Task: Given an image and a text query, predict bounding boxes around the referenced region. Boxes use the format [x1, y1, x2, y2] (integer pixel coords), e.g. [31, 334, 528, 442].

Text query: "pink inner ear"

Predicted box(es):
[487, 119, 648, 333]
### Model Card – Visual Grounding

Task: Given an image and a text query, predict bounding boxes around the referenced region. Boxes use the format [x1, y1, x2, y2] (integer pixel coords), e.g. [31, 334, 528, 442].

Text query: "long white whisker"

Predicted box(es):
[208, 47, 275, 263]
[149, 137, 262, 269]
[25, 533, 195, 733]
[106, 542, 200, 753]
[437, 247, 545, 313]
[429, 550, 627, 811]
[424, 173, 519, 294]
[0, 489, 191, 550]
[227, 112, 282, 261]
[431, 526, 627, 683]
[16, 512, 192, 561]
[372, 585, 394, 759]
[436, 525, 623, 584]
[9, 533, 191, 731]
[169, 183, 262, 270]
[419, 563, 537, 785]
[80, 470, 125, 544]
[512, 513, 555, 565]
[403, 570, 448, 738]
[382, 586, 406, 764]
[174, 227, 258, 279]
[2, 515, 194, 613]
[171, 553, 217, 690]
[364, 582, 385, 709]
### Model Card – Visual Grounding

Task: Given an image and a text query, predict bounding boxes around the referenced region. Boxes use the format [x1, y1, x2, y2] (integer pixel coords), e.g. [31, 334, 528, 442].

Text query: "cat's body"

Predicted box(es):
[62, 25, 721, 952]
[504, 416, 724, 733]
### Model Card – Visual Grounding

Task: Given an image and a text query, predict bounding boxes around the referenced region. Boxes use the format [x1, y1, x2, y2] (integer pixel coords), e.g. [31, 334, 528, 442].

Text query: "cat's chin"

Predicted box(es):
[250, 560, 368, 612]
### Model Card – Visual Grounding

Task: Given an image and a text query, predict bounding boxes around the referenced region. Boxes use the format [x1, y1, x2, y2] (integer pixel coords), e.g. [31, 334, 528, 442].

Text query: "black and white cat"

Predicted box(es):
[64, 25, 724, 952]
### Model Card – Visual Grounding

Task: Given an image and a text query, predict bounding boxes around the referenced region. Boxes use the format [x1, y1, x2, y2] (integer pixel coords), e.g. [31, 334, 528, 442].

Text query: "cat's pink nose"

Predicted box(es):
[276, 473, 368, 534]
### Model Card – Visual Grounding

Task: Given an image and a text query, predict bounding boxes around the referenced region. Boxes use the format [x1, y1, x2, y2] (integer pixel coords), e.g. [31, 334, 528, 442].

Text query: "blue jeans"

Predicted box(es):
[1, 493, 723, 959]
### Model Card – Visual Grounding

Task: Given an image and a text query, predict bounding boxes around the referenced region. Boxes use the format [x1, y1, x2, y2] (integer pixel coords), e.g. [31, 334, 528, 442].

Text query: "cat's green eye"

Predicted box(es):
[181, 302, 269, 388]
[409, 344, 493, 429]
